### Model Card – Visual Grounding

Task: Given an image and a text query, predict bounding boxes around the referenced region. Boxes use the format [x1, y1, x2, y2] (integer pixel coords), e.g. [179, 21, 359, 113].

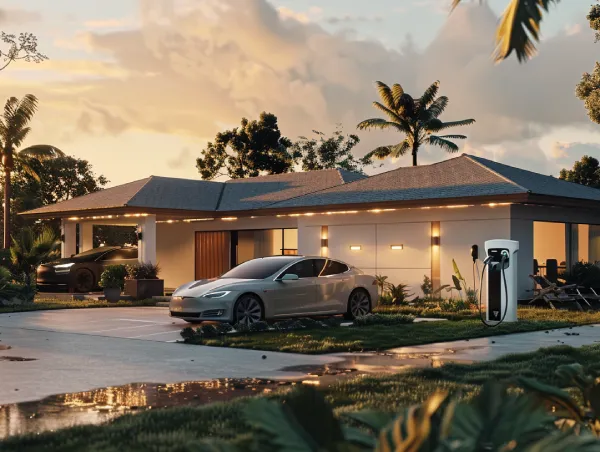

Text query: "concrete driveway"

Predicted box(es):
[0, 307, 341, 404]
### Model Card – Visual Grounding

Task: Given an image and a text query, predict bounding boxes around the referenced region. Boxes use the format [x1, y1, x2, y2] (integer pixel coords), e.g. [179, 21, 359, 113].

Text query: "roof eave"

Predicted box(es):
[18, 206, 218, 220]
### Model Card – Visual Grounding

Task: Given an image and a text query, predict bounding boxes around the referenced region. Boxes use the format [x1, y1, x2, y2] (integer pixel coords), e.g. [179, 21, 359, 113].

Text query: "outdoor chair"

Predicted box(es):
[528, 275, 583, 311]
[546, 259, 559, 284]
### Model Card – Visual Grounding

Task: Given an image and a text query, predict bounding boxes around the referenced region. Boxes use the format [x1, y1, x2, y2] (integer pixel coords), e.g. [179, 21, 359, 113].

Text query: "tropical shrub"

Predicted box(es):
[421, 274, 433, 298]
[99, 265, 127, 289]
[562, 262, 600, 289]
[353, 313, 414, 326]
[375, 274, 389, 296]
[387, 283, 415, 305]
[125, 262, 160, 280]
[236, 382, 600, 452]
[10, 226, 60, 287]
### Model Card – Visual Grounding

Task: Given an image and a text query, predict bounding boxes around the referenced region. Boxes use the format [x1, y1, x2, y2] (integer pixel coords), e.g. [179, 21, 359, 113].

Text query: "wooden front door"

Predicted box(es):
[195, 231, 231, 280]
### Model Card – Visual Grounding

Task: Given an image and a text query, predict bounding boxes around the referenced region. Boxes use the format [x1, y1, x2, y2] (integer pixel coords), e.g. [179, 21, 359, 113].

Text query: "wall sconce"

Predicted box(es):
[390, 244, 403, 250]
[136, 225, 143, 241]
[321, 238, 328, 247]
[431, 236, 440, 246]
[349, 245, 362, 251]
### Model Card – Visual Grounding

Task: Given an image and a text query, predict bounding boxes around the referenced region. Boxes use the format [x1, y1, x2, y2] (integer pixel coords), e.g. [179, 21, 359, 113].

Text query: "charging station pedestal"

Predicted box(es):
[484, 240, 519, 323]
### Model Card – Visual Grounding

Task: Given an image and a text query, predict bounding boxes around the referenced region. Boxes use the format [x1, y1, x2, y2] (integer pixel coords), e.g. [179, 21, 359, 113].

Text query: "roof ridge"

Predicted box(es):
[463, 154, 530, 193]
[124, 176, 155, 207]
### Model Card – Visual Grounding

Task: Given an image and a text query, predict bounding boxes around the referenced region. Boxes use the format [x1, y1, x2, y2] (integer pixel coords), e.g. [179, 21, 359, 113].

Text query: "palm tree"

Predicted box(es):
[0, 94, 64, 248]
[451, 0, 560, 63]
[358, 81, 475, 166]
[10, 226, 60, 288]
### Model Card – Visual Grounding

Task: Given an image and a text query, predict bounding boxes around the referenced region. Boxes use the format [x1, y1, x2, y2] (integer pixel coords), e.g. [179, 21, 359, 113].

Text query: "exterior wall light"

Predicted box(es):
[321, 238, 328, 247]
[431, 236, 440, 246]
[136, 225, 143, 241]
[390, 245, 403, 250]
[349, 245, 362, 251]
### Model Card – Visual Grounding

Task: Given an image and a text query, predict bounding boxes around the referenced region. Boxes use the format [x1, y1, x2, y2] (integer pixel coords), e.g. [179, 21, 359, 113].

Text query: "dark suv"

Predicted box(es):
[37, 246, 138, 293]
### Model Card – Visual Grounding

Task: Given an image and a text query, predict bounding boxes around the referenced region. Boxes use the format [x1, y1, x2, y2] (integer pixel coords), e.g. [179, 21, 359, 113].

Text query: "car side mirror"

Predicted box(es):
[280, 273, 299, 281]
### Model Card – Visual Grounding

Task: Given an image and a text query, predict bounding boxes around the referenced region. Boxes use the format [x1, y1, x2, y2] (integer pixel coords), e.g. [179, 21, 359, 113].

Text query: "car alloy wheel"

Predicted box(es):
[235, 295, 263, 326]
[74, 269, 94, 293]
[349, 290, 370, 318]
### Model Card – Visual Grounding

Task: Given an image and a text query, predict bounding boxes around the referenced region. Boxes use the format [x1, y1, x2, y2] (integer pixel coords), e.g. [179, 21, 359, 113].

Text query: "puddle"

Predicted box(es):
[0, 356, 36, 362]
[0, 351, 470, 439]
[0, 378, 294, 439]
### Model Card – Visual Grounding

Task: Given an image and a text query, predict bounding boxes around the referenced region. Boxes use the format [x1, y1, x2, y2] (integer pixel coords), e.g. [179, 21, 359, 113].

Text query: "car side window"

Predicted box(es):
[313, 259, 326, 275]
[320, 260, 349, 277]
[282, 260, 315, 279]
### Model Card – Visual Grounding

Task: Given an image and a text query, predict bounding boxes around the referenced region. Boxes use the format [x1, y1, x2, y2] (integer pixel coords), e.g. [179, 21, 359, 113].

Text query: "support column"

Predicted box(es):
[138, 215, 157, 264]
[510, 217, 533, 300]
[567, 224, 579, 269]
[78, 223, 94, 253]
[61, 219, 77, 258]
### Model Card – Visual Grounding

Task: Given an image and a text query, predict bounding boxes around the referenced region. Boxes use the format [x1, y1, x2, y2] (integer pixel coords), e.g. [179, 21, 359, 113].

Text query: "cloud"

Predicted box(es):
[0, 8, 41, 25]
[325, 15, 384, 25]
[167, 147, 193, 169]
[83, 18, 135, 29]
[4, 0, 600, 182]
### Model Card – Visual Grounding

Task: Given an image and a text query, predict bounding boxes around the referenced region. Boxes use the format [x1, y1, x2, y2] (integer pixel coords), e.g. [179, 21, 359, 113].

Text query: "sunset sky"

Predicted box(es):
[0, 0, 598, 187]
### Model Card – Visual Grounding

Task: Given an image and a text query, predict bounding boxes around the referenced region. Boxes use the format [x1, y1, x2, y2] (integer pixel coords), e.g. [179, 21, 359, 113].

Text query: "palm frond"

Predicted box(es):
[363, 146, 394, 161]
[433, 119, 476, 131]
[452, 0, 561, 63]
[375, 81, 395, 110]
[427, 96, 449, 118]
[437, 134, 467, 140]
[391, 83, 405, 108]
[19, 144, 64, 160]
[429, 135, 461, 153]
[1, 94, 38, 147]
[357, 118, 411, 135]
[419, 81, 440, 109]
[495, 0, 560, 62]
[390, 140, 411, 158]
[372, 102, 405, 124]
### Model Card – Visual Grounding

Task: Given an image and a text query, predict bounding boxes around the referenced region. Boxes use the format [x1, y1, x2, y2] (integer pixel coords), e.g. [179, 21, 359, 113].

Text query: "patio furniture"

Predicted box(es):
[546, 259, 559, 284]
[528, 275, 582, 310]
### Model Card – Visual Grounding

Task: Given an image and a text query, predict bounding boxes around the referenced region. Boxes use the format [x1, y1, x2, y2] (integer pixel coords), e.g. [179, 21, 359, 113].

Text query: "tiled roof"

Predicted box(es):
[217, 169, 367, 211]
[263, 155, 528, 209]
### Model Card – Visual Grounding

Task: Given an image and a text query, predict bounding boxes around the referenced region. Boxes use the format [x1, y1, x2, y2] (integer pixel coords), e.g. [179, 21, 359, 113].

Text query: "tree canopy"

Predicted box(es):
[576, 3, 600, 125]
[559, 155, 600, 189]
[0, 32, 47, 72]
[196, 112, 294, 180]
[291, 127, 364, 173]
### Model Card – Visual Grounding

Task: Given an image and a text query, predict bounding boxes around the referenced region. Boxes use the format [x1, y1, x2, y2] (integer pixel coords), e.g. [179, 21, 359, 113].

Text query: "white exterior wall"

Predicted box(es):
[156, 216, 297, 289]
[298, 206, 512, 297]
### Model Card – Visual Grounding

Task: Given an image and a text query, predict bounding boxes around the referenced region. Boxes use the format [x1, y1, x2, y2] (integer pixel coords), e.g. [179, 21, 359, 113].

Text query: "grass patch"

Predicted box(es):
[185, 307, 600, 354]
[197, 319, 577, 354]
[0, 298, 159, 314]
[2, 344, 598, 451]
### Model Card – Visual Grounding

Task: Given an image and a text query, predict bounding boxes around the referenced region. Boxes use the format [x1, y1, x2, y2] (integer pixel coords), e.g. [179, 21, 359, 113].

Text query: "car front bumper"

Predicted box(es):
[169, 295, 236, 322]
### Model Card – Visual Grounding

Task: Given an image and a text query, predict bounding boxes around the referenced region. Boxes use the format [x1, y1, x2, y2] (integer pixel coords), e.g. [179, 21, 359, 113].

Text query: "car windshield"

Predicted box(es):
[221, 257, 299, 280]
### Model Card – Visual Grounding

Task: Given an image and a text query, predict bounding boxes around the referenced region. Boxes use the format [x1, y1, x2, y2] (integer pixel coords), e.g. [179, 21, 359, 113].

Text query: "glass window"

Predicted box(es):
[101, 248, 138, 261]
[320, 260, 349, 276]
[281, 260, 315, 279]
[313, 259, 326, 275]
[222, 257, 298, 279]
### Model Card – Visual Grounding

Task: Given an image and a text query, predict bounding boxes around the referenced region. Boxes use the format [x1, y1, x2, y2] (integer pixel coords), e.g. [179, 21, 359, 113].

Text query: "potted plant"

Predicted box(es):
[124, 262, 164, 300]
[99, 265, 127, 302]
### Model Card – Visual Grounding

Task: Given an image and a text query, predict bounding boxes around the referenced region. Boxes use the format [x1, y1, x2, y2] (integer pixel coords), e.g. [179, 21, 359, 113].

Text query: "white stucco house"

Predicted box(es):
[21, 154, 600, 299]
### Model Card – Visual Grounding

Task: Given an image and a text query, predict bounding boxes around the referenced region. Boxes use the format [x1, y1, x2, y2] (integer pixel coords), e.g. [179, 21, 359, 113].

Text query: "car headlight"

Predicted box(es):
[54, 263, 75, 273]
[202, 291, 231, 299]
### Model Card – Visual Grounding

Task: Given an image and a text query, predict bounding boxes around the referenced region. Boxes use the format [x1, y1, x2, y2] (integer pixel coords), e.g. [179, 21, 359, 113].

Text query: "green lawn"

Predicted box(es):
[188, 308, 600, 354]
[1, 344, 597, 451]
[0, 298, 159, 314]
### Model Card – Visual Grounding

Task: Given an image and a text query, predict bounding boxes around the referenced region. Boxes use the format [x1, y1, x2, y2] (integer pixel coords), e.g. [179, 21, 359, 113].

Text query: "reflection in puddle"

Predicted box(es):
[0, 350, 472, 439]
[0, 379, 291, 439]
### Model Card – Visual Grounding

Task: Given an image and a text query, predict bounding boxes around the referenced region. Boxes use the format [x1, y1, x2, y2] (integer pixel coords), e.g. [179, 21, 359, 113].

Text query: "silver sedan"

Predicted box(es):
[169, 256, 378, 325]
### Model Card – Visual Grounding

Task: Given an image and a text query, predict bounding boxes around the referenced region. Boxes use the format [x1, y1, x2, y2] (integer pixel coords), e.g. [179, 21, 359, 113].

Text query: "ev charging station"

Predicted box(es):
[482, 239, 519, 325]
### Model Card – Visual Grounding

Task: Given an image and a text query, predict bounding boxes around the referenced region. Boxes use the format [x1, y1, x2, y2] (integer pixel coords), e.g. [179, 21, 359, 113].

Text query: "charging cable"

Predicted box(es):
[476, 254, 509, 328]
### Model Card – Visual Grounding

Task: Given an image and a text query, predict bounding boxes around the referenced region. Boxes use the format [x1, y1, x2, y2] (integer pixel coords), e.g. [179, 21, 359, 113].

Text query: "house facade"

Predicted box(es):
[21, 155, 600, 299]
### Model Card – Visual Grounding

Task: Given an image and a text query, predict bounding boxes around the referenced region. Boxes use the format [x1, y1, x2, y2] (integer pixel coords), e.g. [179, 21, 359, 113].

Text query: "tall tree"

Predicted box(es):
[576, 3, 600, 124]
[451, 0, 561, 63]
[196, 112, 293, 180]
[0, 94, 64, 248]
[0, 32, 47, 72]
[291, 127, 364, 173]
[559, 156, 600, 189]
[358, 81, 475, 167]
